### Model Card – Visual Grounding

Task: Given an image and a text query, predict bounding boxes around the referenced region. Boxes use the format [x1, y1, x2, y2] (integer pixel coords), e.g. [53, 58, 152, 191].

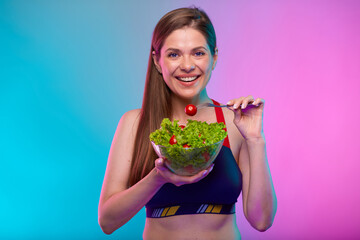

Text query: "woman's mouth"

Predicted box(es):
[175, 75, 200, 82]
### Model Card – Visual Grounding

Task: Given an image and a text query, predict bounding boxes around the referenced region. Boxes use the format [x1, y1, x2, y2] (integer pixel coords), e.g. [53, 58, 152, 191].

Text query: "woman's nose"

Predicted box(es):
[180, 57, 195, 72]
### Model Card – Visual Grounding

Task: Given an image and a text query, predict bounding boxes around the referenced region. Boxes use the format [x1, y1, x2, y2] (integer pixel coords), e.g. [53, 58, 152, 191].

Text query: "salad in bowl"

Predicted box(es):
[150, 118, 227, 176]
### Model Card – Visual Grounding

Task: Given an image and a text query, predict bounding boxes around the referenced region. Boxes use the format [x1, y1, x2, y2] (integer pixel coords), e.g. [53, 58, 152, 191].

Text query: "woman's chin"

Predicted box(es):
[167, 76, 209, 100]
[173, 89, 202, 100]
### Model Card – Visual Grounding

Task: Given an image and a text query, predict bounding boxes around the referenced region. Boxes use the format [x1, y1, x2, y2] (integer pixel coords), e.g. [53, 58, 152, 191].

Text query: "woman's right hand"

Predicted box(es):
[154, 158, 214, 187]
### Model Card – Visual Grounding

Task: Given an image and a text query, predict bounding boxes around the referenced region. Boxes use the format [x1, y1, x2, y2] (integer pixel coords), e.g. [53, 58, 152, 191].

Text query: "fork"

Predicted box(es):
[197, 101, 258, 110]
[196, 102, 229, 110]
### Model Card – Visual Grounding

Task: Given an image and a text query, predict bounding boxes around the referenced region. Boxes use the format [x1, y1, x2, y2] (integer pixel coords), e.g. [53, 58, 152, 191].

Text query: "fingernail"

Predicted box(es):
[227, 101, 231, 105]
[233, 104, 238, 109]
[159, 158, 163, 164]
[241, 104, 246, 109]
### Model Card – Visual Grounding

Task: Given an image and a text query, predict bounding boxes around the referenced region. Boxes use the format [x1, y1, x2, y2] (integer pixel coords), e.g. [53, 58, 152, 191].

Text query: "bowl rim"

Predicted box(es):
[151, 138, 225, 150]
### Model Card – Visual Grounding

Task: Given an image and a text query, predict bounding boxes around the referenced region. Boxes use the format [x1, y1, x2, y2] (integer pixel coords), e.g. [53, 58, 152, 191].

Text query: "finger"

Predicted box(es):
[252, 98, 264, 107]
[178, 164, 215, 184]
[251, 97, 259, 106]
[155, 158, 168, 171]
[241, 95, 254, 109]
[229, 101, 243, 119]
[194, 164, 215, 180]
[232, 97, 245, 109]
[199, 164, 215, 177]
[226, 99, 235, 106]
[206, 163, 215, 173]
[233, 101, 241, 109]
[227, 104, 237, 112]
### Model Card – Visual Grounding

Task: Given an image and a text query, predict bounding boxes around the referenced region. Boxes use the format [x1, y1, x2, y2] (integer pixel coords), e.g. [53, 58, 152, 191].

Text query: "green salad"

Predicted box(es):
[149, 118, 227, 171]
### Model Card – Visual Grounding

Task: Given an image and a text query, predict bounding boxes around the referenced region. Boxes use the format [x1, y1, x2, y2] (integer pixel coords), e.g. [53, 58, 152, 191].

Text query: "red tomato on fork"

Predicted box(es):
[185, 104, 197, 116]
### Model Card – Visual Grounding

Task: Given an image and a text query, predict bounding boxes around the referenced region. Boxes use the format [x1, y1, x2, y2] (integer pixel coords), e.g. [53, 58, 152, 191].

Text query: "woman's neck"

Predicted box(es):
[170, 89, 212, 124]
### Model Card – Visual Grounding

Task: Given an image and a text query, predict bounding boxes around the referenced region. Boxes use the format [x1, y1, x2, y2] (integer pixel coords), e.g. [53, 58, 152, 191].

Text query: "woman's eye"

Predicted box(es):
[195, 51, 205, 56]
[168, 53, 178, 58]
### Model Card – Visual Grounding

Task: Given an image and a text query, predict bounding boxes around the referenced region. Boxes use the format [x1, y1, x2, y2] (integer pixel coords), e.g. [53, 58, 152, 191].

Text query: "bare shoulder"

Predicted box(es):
[112, 108, 142, 163]
[111, 109, 141, 148]
[99, 109, 141, 205]
[120, 109, 141, 129]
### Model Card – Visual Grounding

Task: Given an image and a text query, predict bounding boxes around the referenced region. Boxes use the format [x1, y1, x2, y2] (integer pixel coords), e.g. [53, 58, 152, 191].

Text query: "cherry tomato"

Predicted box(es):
[202, 152, 210, 162]
[169, 135, 177, 145]
[183, 144, 191, 148]
[185, 104, 197, 116]
[179, 125, 186, 130]
[184, 165, 195, 173]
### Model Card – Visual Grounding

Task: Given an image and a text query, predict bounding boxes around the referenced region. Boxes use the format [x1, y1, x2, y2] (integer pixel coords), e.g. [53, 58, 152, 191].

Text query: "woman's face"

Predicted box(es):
[154, 27, 217, 100]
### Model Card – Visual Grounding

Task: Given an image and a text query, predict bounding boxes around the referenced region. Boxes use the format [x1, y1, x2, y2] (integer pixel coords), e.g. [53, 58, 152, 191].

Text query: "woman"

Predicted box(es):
[98, 7, 277, 240]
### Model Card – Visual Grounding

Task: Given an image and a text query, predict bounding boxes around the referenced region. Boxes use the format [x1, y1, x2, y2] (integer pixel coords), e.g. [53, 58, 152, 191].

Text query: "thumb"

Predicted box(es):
[155, 158, 167, 171]
[229, 107, 242, 121]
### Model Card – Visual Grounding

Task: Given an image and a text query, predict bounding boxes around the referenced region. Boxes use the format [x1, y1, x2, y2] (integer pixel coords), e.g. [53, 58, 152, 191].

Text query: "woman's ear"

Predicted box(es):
[152, 51, 162, 74]
[212, 48, 218, 70]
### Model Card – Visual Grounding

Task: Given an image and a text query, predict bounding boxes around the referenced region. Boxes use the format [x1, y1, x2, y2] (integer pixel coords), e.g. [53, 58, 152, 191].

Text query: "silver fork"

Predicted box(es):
[197, 101, 258, 110]
[196, 102, 229, 110]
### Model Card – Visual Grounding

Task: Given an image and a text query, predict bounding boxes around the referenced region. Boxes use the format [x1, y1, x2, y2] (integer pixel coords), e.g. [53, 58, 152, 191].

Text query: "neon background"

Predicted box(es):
[1, 0, 359, 239]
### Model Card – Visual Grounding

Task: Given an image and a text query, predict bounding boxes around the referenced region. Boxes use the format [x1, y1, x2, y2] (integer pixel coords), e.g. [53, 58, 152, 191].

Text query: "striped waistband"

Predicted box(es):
[146, 203, 235, 218]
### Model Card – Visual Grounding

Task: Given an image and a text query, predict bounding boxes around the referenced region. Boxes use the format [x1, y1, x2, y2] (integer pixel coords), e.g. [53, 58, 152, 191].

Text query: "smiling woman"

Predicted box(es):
[98, 7, 277, 240]
[153, 27, 217, 99]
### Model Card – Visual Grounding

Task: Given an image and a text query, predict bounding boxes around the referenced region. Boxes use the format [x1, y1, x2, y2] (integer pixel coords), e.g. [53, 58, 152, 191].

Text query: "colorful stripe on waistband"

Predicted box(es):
[146, 203, 235, 218]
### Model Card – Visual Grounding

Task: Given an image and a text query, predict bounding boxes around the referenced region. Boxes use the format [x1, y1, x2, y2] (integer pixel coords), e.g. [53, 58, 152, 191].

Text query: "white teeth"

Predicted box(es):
[178, 76, 198, 82]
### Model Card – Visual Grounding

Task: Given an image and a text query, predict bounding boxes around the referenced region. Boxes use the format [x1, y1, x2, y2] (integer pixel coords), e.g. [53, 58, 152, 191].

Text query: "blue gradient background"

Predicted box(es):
[1, 1, 150, 239]
[2, 0, 360, 239]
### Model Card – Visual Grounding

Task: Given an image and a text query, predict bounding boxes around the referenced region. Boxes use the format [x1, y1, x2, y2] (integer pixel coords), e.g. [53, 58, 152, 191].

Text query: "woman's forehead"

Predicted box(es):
[161, 27, 209, 52]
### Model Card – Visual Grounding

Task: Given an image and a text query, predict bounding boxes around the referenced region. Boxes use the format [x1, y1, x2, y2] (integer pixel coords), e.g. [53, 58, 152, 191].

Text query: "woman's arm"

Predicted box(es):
[239, 136, 277, 231]
[98, 109, 156, 234]
[99, 168, 164, 234]
[227, 96, 277, 231]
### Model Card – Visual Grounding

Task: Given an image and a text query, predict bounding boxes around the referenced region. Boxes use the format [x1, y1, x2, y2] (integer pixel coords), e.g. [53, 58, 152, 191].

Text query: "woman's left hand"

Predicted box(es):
[227, 96, 265, 140]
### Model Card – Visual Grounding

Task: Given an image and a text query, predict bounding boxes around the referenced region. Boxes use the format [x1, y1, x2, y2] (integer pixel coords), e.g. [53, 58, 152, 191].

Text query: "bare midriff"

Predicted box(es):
[143, 214, 241, 240]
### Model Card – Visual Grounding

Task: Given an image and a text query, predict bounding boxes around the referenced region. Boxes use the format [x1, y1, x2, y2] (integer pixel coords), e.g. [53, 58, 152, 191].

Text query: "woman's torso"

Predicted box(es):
[143, 102, 243, 240]
[144, 214, 241, 240]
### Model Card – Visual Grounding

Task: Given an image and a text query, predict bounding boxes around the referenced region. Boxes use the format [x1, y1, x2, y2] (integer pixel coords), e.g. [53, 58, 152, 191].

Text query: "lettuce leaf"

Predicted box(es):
[149, 118, 227, 170]
[150, 118, 227, 147]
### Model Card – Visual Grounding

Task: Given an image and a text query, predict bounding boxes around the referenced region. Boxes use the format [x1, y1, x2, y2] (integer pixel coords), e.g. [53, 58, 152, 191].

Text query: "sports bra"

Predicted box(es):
[145, 99, 242, 218]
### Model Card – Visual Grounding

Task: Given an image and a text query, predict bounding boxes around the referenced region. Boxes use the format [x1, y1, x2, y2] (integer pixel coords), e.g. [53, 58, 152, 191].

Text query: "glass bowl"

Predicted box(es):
[151, 139, 224, 176]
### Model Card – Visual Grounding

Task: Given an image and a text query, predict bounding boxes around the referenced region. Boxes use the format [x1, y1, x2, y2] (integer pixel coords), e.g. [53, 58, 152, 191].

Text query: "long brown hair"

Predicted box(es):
[128, 7, 217, 187]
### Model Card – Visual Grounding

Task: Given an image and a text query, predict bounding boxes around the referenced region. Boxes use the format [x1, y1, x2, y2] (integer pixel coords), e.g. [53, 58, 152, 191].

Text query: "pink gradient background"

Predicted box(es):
[194, 0, 360, 239]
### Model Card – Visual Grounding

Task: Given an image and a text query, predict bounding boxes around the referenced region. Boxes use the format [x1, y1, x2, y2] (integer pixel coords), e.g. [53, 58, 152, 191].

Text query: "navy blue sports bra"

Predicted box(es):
[145, 100, 242, 218]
